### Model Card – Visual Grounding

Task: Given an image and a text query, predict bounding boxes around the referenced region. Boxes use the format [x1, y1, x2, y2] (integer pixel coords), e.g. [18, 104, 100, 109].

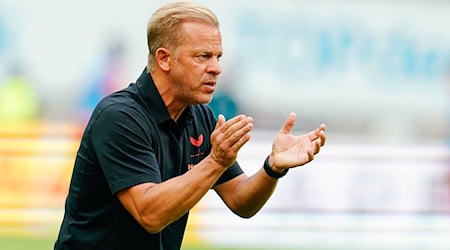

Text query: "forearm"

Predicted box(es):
[132, 156, 226, 233]
[229, 167, 279, 218]
[132, 113, 255, 232]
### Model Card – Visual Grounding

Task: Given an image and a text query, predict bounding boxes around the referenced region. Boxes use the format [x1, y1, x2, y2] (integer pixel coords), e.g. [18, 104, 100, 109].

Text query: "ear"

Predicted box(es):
[155, 48, 171, 72]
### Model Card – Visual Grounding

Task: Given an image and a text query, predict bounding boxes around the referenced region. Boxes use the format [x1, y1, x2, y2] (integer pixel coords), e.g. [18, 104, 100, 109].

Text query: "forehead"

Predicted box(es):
[179, 21, 222, 51]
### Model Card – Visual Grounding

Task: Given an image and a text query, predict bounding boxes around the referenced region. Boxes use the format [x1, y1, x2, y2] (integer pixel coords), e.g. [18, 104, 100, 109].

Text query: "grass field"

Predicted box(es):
[0, 235, 297, 250]
[0, 235, 53, 250]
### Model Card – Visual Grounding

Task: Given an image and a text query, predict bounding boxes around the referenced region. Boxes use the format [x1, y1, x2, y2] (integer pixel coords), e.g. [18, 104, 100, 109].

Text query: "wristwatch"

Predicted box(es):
[263, 156, 288, 179]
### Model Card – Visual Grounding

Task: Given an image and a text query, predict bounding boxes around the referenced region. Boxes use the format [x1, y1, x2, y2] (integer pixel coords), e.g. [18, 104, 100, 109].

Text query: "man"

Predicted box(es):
[54, 1, 326, 249]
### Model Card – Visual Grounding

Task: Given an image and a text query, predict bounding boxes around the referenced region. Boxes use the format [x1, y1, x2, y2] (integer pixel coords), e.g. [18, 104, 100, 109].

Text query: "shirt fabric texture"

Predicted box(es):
[54, 69, 244, 250]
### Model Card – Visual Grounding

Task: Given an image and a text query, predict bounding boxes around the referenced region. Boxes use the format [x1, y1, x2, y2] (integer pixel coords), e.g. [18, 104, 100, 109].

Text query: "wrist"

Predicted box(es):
[204, 155, 232, 173]
[263, 156, 288, 179]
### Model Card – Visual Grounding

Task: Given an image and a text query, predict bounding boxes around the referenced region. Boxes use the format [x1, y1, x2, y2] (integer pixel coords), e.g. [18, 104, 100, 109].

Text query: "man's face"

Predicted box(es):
[169, 21, 223, 105]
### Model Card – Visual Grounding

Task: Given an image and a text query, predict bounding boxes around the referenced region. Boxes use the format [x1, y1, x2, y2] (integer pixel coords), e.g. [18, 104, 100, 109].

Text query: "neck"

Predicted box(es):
[150, 72, 186, 121]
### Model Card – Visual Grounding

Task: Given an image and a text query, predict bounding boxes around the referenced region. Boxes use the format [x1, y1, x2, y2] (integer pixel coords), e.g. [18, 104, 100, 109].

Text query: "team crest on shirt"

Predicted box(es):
[189, 134, 203, 147]
[188, 134, 205, 170]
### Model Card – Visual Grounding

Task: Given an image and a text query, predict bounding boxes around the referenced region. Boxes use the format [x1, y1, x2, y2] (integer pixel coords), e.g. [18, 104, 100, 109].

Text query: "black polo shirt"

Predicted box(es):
[54, 69, 244, 250]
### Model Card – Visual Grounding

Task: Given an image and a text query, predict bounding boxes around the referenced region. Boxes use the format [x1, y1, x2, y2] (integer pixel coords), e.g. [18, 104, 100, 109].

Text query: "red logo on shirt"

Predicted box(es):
[190, 134, 203, 147]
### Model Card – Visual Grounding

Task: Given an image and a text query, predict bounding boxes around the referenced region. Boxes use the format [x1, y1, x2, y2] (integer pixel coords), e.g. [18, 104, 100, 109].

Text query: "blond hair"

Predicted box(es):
[146, 1, 219, 72]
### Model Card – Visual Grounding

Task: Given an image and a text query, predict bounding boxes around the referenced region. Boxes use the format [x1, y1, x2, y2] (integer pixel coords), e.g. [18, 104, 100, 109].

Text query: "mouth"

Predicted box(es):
[203, 81, 216, 92]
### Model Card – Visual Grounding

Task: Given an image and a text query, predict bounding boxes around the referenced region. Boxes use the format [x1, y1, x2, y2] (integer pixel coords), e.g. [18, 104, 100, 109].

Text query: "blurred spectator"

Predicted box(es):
[78, 40, 126, 122]
[0, 69, 40, 122]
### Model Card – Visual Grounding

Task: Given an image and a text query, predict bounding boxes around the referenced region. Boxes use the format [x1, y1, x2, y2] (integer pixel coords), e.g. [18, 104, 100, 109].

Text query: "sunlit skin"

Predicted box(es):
[117, 20, 327, 234]
[152, 21, 223, 121]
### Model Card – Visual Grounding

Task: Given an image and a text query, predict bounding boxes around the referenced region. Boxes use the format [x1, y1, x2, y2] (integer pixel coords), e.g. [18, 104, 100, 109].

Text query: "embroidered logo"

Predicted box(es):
[190, 134, 204, 147]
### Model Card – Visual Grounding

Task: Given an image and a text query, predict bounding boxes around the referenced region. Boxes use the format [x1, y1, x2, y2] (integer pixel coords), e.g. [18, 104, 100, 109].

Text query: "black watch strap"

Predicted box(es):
[263, 156, 288, 179]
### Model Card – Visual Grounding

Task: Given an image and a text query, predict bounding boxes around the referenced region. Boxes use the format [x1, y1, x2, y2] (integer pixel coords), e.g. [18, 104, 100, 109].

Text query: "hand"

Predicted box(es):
[269, 112, 326, 171]
[210, 114, 253, 168]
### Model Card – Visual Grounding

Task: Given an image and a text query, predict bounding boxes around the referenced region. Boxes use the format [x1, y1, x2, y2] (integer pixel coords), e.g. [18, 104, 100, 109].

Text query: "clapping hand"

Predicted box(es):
[269, 112, 326, 172]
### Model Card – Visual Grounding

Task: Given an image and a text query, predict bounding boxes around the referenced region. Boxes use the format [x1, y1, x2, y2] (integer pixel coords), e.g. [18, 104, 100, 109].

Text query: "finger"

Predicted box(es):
[215, 114, 226, 129]
[226, 118, 253, 149]
[230, 130, 252, 151]
[223, 116, 252, 140]
[320, 123, 326, 131]
[307, 128, 321, 141]
[309, 151, 315, 162]
[319, 129, 326, 146]
[216, 114, 244, 133]
[313, 138, 322, 154]
[296, 148, 315, 167]
[307, 123, 326, 141]
[279, 112, 296, 134]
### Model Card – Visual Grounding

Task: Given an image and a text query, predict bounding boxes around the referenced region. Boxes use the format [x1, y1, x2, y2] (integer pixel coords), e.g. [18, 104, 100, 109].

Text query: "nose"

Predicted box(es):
[206, 58, 222, 76]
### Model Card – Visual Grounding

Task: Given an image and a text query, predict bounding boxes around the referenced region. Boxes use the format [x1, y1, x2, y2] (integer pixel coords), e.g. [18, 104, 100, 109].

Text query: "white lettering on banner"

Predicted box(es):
[234, 11, 449, 89]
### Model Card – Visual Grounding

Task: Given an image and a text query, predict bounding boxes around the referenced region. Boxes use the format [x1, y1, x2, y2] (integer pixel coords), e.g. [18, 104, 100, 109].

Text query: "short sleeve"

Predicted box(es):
[90, 104, 161, 194]
[215, 161, 244, 185]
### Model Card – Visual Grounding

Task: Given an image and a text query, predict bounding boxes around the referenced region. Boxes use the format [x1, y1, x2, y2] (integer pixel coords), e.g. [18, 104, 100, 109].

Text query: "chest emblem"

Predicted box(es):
[190, 134, 204, 147]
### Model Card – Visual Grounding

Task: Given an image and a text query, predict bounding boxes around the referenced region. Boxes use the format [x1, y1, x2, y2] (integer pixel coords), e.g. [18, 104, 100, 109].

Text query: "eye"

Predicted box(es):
[197, 53, 211, 60]
[196, 52, 222, 62]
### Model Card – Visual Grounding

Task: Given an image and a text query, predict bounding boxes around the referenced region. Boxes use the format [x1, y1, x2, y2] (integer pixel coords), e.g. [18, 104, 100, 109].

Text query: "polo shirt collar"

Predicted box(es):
[135, 68, 193, 127]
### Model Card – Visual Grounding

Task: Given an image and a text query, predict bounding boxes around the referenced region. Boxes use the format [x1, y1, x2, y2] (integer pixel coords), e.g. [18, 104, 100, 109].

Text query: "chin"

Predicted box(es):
[198, 96, 213, 104]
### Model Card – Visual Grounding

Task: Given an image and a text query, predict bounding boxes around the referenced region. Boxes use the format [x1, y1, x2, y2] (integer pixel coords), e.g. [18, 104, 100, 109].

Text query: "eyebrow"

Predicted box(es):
[197, 50, 223, 57]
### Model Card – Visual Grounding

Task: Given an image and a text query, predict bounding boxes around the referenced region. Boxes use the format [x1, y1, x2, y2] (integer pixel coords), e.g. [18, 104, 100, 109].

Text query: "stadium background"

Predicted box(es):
[0, 0, 449, 249]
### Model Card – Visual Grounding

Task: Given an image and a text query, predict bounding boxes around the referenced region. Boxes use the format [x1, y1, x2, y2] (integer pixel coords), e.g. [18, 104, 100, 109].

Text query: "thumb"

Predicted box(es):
[280, 112, 296, 134]
[215, 114, 226, 129]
